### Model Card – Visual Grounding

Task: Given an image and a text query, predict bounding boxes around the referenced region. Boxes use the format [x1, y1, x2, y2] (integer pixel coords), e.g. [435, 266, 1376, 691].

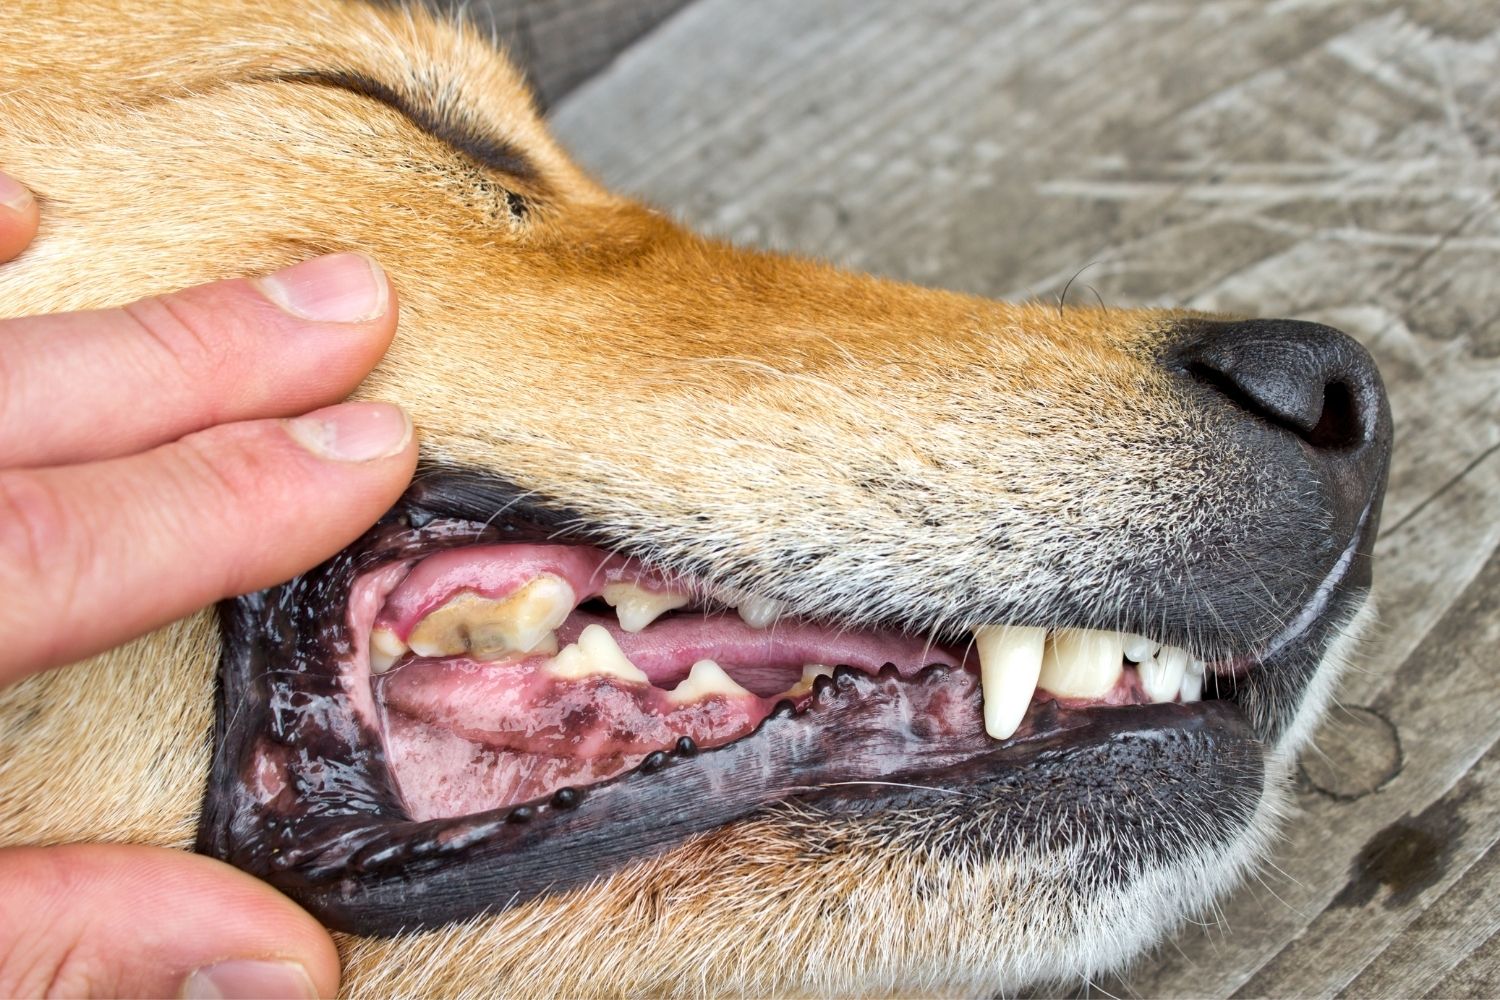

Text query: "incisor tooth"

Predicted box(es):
[974, 625, 1045, 740]
[1179, 670, 1203, 703]
[736, 595, 787, 629]
[407, 574, 575, 660]
[548, 624, 649, 684]
[670, 659, 751, 702]
[1039, 628, 1125, 698]
[1140, 644, 1188, 702]
[602, 582, 690, 633]
[369, 627, 408, 675]
[1121, 633, 1161, 664]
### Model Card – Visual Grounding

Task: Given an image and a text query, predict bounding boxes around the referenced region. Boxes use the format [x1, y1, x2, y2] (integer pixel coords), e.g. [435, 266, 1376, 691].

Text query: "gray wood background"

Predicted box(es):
[449, 1, 1500, 996]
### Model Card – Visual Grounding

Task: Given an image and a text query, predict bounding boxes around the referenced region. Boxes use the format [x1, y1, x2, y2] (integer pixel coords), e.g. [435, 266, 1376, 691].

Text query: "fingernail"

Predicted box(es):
[256, 252, 388, 323]
[180, 959, 319, 999]
[285, 401, 412, 462]
[0, 172, 33, 213]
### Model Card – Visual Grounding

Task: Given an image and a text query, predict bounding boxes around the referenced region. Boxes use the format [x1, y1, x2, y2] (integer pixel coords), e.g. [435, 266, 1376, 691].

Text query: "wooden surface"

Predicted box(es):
[547, 2, 1500, 996]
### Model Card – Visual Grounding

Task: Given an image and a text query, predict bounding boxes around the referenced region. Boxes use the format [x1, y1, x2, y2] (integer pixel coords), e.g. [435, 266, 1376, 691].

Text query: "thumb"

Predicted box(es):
[0, 845, 339, 998]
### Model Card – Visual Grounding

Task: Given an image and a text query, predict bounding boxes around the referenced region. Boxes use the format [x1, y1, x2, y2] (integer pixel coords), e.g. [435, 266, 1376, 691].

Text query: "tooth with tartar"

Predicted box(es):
[407, 574, 575, 660]
[974, 625, 1046, 740]
[1121, 633, 1161, 664]
[1180, 670, 1203, 703]
[671, 659, 751, 702]
[1039, 628, 1125, 698]
[602, 582, 691, 633]
[785, 663, 834, 697]
[736, 595, 787, 629]
[369, 627, 408, 675]
[1140, 644, 1188, 702]
[548, 624, 650, 683]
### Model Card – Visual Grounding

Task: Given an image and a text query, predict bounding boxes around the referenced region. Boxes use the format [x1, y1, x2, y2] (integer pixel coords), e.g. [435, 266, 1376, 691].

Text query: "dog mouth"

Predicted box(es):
[199, 467, 1377, 935]
[360, 542, 1215, 822]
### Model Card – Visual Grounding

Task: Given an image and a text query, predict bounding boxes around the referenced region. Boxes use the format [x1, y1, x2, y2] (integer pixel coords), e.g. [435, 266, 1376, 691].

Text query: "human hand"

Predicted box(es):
[0, 170, 418, 997]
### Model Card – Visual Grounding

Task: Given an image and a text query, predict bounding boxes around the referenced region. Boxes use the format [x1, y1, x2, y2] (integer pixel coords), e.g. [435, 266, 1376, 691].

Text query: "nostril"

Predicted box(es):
[1306, 380, 1360, 451]
[1171, 318, 1384, 455]
[1185, 360, 1362, 451]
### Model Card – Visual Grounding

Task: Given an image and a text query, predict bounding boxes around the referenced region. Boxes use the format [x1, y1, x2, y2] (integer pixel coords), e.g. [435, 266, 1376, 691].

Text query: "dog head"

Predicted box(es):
[0, 1, 1390, 994]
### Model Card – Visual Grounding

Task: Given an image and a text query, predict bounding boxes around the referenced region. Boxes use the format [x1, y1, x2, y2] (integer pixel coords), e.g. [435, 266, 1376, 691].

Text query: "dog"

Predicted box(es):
[0, 0, 1392, 995]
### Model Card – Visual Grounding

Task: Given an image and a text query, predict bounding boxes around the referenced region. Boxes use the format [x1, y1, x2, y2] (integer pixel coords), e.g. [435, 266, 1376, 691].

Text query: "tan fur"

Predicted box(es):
[0, 2, 1332, 995]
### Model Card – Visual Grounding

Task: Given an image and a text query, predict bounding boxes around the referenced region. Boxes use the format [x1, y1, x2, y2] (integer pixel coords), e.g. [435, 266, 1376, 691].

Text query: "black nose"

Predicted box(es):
[1167, 317, 1392, 536]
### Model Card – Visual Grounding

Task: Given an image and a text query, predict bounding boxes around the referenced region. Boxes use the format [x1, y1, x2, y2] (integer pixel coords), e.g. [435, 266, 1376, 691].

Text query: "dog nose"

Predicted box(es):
[1168, 317, 1392, 520]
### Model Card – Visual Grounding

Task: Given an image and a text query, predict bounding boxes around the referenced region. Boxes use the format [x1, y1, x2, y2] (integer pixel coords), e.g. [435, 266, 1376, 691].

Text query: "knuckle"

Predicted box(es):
[119, 289, 238, 397]
[0, 471, 79, 589]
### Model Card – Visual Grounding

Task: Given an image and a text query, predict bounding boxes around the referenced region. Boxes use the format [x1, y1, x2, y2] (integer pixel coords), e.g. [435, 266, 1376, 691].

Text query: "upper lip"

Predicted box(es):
[197, 465, 1373, 934]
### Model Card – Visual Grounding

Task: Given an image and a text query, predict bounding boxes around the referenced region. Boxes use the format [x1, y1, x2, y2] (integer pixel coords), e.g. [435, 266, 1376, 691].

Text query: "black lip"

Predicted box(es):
[197, 465, 1369, 935]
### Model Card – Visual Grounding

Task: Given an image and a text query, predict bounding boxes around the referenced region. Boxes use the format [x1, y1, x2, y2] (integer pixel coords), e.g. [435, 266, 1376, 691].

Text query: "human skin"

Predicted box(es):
[0, 169, 415, 998]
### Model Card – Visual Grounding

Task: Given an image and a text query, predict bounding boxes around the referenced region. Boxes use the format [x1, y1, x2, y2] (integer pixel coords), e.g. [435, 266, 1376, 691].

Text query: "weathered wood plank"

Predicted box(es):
[421, 0, 693, 108]
[550, 1, 1500, 995]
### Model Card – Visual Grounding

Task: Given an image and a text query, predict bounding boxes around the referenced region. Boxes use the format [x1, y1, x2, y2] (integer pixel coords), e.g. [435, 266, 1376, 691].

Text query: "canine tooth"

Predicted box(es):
[602, 582, 690, 633]
[369, 627, 408, 675]
[1187, 657, 1206, 676]
[1039, 628, 1125, 699]
[1140, 645, 1188, 702]
[1121, 634, 1161, 664]
[1180, 670, 1203, 703]
[736, 595, 787, 629]
[670, 659, 751, 702]
[407, 574, 576, 660]
[548, 624, 650, 684]
[974, 625, 1045, 740]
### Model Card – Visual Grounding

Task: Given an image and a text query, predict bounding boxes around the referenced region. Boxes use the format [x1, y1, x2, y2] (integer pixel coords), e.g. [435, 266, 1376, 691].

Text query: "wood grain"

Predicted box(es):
[549, 2, 1500, 995]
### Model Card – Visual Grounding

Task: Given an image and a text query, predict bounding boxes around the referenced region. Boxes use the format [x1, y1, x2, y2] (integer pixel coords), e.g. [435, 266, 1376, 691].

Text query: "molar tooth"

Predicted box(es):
[369, 627, 408, 675]
[1121, 633, 1161, 664]
[602, 582, 690, 633]
[548, 624, 649, 684]
[736, 595, 787, 630]
[670, 659, 751, 702]
[1140, 645, 1188, 703]
[974, 625, 1046, 740]
[407, 574, 576, 660]
[1039, 628, 1125, 699]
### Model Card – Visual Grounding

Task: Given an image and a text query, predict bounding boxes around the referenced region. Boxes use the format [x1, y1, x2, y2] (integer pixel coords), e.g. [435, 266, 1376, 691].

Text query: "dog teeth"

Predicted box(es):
[369, 626, 409, 674]
[974, 625, 1046, 740]
[785, 663, 834, 697]
[548, 623, 650, 684]
[602, 582, 690, 633]
[1139, 644, 1188, 702]
[736, 595, 787, 629]
[1039, 628, 1125, 698]
[670, 659, 751, 702]
[407, 574, 576, 661]
[1121, 633, 1161, 664]
[1180, 670, 1204, 703]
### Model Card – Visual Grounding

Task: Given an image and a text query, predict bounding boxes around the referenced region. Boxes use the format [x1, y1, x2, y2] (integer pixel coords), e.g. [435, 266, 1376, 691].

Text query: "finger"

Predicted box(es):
[0, 844, 339, 999]
[0, 252, 397, 467]
[0, 171, 39, 264]
[0, 401, 416, 682]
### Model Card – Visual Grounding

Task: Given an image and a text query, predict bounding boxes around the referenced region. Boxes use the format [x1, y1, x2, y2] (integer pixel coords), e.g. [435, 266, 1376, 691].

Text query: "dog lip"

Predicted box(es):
[199, 465, 1340, 935]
